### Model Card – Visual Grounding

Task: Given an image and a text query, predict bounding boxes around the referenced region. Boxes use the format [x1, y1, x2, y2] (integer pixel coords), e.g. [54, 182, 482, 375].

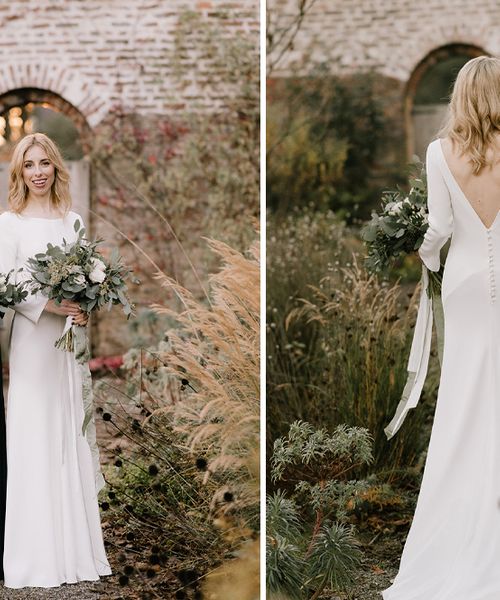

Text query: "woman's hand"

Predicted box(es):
[45, 299, 89, 326]
[72, 311, 89, 327]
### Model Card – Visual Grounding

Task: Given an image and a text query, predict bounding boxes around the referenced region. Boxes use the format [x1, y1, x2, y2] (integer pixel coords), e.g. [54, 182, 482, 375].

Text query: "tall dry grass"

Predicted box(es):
[285, 254, 430, 473]
[148, 235, 260, 598]
[93, 231, 260, 597]
[267, 208, 438, 479]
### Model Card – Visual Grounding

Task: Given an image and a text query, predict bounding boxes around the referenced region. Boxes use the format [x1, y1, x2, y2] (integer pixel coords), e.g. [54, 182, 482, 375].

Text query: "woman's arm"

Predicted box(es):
[0, 216, 48, 324]
[417, 142, 454, 272]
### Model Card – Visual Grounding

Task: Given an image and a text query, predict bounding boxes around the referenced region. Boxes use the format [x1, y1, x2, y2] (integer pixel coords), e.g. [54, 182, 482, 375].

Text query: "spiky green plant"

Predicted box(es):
[267, 420, 371, 600]
[306, 523, 363, 599]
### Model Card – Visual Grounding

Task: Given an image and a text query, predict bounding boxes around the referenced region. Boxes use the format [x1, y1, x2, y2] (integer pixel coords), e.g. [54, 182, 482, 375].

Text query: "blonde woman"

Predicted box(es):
[0, 133, 111, 588]
[382, 56, 500, 598]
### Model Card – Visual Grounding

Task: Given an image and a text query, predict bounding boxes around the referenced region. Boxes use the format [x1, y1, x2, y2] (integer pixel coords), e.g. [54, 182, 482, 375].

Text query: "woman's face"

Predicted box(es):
[22, 144, 55, 198]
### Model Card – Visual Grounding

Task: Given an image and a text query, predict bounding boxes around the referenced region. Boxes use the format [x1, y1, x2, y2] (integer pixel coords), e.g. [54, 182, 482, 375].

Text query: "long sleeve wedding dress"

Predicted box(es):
[382, 138, 500, 599]
[0, 317, 6, 581]
[0, 210, 111, 588]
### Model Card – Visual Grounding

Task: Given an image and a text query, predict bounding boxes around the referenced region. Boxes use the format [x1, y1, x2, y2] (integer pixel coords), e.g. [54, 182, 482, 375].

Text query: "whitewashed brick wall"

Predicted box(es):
[269, 0, 499, 80]
[0, 0, 258, 126]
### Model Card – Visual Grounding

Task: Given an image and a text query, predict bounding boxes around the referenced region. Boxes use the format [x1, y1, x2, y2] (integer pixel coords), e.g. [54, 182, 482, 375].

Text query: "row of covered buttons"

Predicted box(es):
[487, 229, 496, 302]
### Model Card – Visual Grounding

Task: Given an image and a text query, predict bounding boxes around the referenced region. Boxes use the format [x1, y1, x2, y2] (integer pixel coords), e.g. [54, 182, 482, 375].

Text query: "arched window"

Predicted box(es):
[405, 45, 486, 161]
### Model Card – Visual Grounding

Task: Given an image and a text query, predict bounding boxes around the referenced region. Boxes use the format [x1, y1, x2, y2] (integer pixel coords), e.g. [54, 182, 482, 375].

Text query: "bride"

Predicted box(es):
[382, 56, 500, 599]
[0, 133, 111, 588]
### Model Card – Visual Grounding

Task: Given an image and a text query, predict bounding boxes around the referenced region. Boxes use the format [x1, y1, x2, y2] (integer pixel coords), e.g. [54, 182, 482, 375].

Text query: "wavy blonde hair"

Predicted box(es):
[437, 55, 500, 175]
[8, 133, 71, 214]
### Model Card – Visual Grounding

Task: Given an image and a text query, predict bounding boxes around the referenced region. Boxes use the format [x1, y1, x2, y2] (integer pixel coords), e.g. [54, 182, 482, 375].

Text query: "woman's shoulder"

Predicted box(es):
[0, 210, 19, 226]
[0, 211, 20, 242]
[427, 137, 442, 154]
[425, 138, 445, 166]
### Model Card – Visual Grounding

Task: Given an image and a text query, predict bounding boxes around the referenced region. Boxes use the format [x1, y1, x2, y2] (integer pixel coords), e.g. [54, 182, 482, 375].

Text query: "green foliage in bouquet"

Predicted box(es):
[362, 160, 428, 273]
[267, 420, 372, 600]
[27, 220, 134, 317]
[0, 270, 28, 309]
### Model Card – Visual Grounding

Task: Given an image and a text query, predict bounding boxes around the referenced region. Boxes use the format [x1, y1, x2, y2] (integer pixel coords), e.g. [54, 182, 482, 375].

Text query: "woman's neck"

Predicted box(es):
[21, 195, 62, 218]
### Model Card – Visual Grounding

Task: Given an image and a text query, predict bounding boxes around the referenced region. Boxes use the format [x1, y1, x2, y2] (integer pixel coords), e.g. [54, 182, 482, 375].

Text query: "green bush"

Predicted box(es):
[267, 71, 387, 219]
[266, 420, 370, 599]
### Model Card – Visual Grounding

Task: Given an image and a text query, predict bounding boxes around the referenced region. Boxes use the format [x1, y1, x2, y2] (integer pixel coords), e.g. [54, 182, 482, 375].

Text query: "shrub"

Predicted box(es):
[267, 72, 387, 219]
[267, 420, 371, 599]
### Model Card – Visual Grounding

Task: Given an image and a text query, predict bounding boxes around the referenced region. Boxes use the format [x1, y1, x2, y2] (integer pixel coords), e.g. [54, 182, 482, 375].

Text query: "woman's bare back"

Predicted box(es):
[441, 135, 500, 229]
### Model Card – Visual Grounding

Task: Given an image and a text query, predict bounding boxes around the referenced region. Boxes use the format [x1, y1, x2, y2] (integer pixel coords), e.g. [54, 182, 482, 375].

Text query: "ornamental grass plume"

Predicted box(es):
[283, 254, 428, 473]
[149, 234, 260, 597]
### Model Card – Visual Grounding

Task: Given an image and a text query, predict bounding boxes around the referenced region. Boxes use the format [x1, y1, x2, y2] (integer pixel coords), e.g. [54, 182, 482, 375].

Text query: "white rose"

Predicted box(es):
[89, 258, 107, 283]
[90, 257, 106, 272]
[89, 267, 106, 283]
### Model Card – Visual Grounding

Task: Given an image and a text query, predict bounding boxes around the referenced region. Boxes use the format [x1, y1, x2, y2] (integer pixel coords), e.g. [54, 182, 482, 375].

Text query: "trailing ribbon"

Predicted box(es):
[61, 317, 105, 493]
[384, 264, 440, 440]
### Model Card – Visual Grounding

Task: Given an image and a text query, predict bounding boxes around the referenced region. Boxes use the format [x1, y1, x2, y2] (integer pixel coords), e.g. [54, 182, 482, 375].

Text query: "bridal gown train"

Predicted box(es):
[0, 210, 111, 588]
[382, 138, 500, 599]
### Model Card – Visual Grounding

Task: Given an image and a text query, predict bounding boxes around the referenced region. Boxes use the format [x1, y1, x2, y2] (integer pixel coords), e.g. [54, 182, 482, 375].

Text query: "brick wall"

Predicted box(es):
[268, 0, 498, 80]
[0, 0, 259, 126]
[268, 0, 498, 203]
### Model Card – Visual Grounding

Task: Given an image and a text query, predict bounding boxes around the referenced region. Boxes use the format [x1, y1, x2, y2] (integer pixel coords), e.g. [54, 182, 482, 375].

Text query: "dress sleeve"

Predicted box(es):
[417, 142, 454, 272]
[0, 215, 48, 324]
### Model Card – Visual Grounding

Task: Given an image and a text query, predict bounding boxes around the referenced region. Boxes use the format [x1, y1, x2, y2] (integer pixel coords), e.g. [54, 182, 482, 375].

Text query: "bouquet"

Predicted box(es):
[0, 270, 29, 310]
[27, 219, 134, 352]
[362, 161, 442, 297]
[363, 161, 446, 440]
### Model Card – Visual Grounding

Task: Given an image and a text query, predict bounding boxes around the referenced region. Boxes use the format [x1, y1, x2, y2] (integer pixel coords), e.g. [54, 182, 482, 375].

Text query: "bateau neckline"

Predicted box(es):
[16, 212, 69, 221]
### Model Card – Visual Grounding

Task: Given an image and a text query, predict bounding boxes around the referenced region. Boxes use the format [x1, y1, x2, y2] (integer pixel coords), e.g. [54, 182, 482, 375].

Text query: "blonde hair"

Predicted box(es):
[8, 133, 71, 214]
[437, 55, 500, 175]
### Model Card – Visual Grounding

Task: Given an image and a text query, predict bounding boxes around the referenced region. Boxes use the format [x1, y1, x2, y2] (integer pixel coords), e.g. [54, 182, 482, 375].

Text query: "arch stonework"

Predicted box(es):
[404, 44, 487, 160]
[0, 63, 110, 129]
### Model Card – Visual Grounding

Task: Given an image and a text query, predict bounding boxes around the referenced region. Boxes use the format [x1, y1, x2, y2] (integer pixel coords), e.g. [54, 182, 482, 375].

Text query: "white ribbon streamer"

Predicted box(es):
[384, 265, 434, 439]
[60, 316, 104, 493]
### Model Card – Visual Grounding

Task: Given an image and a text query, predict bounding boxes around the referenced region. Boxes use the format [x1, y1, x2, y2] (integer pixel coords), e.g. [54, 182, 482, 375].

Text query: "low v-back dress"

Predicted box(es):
[0, 210, 111, 588]
[382, 138, 500, 599]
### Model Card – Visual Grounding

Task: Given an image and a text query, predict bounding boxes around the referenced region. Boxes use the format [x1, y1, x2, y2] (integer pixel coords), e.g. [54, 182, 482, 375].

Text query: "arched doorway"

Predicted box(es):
[0, 88, 91, 220]
[405, 44, 487, 161]
[0, 89, 91, 361]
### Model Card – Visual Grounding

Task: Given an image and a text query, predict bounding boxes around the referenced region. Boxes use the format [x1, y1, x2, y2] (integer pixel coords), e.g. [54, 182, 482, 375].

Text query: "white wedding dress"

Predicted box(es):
[0, 210, 111, 588]
[382, 138, 500, 599]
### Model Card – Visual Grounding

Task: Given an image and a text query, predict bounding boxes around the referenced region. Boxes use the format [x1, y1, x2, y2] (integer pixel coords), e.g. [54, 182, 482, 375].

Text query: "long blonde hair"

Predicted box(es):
[437, 55, 500, 175]
[8, 133, 71, 214]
